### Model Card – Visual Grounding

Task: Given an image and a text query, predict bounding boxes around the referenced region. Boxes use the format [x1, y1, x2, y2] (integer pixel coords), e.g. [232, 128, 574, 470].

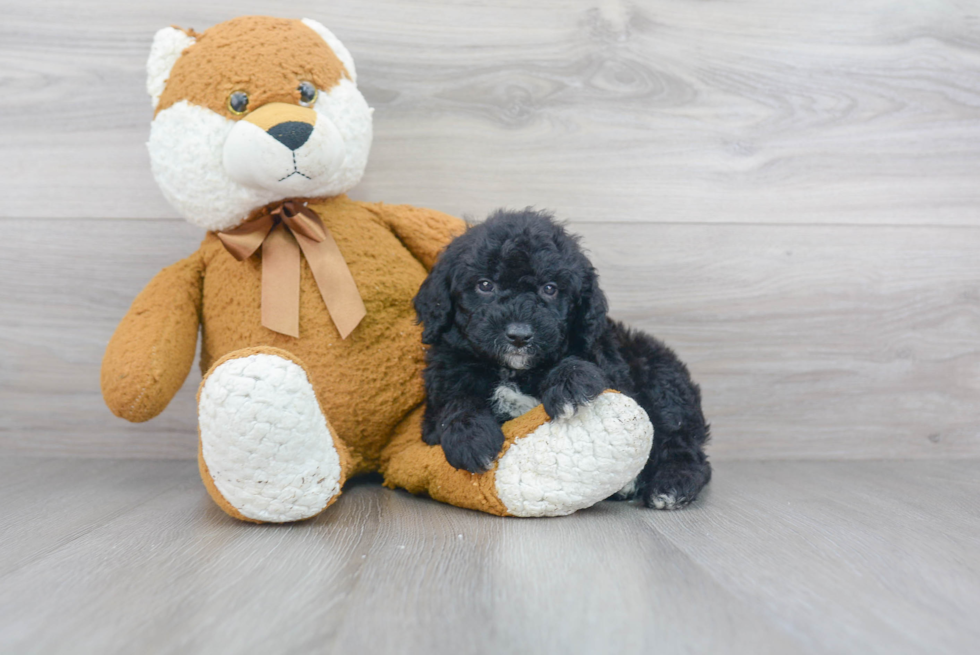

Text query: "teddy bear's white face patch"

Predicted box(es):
[148, 78, 373, 232]
[223, 78, 371, 202]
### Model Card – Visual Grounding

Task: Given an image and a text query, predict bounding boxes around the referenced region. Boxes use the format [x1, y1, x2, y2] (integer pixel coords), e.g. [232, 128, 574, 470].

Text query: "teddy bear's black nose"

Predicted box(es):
[267, 121, 314, 151]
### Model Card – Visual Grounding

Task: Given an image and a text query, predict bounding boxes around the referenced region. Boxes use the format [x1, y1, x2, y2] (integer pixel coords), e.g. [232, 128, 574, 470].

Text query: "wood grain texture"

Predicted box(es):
[0, 458, 183, 577]
[2, 218, 978, 460]
[2, 1, 979, 461]
[0, 460, 385, 653]
[0, 219, 204, 458]
[2, 0, 980, 224]
[331, 483, 800, 655]
[1, 457, 977, 654]
[575, 221, 980, 460]
[647, 459, 980, 655]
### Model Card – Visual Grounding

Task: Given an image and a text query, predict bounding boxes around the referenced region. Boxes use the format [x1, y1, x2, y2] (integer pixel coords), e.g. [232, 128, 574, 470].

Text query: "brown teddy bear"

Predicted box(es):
[101, 15, 653, 522]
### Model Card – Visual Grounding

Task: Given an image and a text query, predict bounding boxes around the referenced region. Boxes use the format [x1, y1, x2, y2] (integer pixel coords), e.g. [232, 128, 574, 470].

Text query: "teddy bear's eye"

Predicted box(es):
[298, 81, 318, 107]
[228, 91, 249, 115]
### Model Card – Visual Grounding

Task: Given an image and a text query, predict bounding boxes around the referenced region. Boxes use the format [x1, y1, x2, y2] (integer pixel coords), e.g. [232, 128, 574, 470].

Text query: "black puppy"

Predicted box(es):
[413, 209, 711, 509]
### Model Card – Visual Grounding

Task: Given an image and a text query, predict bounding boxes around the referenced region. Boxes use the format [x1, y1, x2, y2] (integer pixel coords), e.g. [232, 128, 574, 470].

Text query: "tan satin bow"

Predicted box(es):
[216, 201, 366, 339]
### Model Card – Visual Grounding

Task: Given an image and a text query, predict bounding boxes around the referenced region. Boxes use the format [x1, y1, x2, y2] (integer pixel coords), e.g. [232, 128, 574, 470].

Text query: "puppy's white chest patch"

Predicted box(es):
[491, 384, 540, 420]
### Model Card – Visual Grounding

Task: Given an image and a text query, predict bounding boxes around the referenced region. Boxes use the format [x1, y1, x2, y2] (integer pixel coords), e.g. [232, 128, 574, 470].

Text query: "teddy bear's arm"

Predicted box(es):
[101, 251, 205, 423]
[362, 202, 467, 271]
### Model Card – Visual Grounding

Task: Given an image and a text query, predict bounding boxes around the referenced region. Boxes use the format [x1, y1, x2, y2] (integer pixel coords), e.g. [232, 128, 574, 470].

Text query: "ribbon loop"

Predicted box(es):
[217, 201, 366, 339]
[215, 214, 274, 261]
[272, 201, 327, 243]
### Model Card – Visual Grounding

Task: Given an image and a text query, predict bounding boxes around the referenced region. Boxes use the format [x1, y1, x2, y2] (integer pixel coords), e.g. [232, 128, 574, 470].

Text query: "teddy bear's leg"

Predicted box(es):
[197, 347, 351, 523]
[380, 391, 653, 517]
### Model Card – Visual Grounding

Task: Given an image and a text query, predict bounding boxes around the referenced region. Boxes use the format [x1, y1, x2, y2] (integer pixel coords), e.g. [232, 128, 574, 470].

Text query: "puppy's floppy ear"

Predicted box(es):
[414, 256, 455, 345]
[570, 265, 609, 354]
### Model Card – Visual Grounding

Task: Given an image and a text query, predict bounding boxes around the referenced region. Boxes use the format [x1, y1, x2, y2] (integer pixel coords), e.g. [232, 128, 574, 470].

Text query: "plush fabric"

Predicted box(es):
[155, 16, 350, 119]
[104, 195, 465, 474]
[198, 348, 345, 523]
[101, 253, 204, 423]
[380, 392, 653, 517]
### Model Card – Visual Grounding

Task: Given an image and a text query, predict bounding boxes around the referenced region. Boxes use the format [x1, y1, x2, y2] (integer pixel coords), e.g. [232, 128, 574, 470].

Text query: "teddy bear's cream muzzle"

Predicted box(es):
[223, 101, 345, 193]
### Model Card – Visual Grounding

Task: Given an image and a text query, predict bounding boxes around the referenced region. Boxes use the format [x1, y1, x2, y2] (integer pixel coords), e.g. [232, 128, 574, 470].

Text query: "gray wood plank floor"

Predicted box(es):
[1, 457, 977, 654]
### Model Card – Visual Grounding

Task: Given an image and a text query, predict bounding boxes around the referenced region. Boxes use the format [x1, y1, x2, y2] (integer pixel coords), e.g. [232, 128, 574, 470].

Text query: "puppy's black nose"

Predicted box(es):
[505, 323, 533, 347]
[267, 121, 314, 151]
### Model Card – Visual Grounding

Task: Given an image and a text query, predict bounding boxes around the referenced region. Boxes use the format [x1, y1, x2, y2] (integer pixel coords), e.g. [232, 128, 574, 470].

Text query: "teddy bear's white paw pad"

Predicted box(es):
[494, 392, 653, 517]
[199, 353, 341, 522]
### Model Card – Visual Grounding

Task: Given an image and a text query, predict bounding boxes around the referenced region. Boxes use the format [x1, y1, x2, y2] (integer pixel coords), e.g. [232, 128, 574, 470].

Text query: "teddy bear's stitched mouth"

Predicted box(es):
[277, 152, 312, 182]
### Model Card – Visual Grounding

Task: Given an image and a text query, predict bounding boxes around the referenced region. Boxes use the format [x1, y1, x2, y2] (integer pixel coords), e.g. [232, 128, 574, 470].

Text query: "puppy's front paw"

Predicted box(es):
[642, 461, 711, 510]
[439, 411, 506, 473]
[541, 358, 608, 419]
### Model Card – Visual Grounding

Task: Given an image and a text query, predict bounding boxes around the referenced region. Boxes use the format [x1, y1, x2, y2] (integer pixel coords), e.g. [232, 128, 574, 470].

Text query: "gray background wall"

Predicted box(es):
[2, 0, 978, 460]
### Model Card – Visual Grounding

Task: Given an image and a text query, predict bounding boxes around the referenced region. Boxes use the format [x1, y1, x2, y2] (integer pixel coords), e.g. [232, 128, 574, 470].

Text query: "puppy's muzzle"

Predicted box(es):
[505, 323, 533, 348]
[243, 103, 317, 151]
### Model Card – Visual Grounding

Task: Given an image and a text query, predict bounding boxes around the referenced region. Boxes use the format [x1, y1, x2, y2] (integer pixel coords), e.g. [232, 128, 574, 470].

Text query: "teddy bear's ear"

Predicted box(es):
[300, 18, 358, 84]
[147, 27, 197, 109]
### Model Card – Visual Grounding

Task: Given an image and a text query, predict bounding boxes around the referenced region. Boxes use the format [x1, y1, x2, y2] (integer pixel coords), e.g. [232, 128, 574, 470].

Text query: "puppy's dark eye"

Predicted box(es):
[541, 283, 558, 298]
[228, 91, 249, 115]
[298, 81, 318, 107]
[477, 279, 495, 294]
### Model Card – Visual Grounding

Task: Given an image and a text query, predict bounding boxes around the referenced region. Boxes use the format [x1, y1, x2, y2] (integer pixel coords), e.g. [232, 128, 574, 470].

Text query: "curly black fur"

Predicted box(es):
[414, 208, 711, 509]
